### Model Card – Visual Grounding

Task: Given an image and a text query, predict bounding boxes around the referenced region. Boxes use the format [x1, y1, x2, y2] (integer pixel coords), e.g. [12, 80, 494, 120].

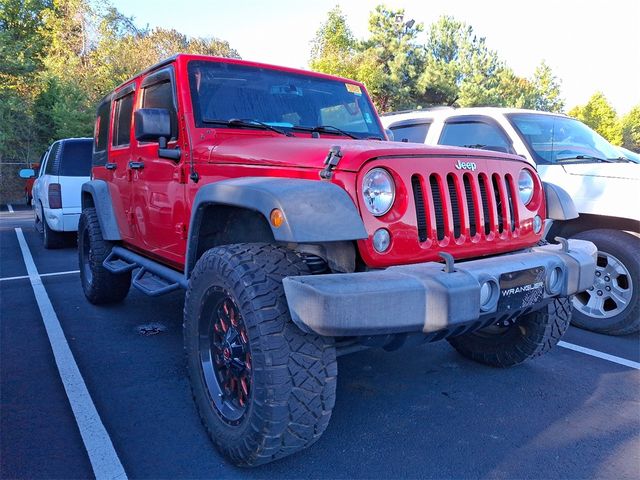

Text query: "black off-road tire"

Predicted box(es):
[78, 208, 131, 304]
[447, 297, 572, 368]
[41, 203, 66, 249]
[184, 243, 337, 467]
[570, 229, 639, 335]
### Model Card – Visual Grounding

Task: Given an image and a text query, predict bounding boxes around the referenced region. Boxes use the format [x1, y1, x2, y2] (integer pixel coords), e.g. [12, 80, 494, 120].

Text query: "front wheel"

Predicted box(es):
[570, 229, 639, 335]
[447, 297, 572, 368]
[184, 243, 337, 466]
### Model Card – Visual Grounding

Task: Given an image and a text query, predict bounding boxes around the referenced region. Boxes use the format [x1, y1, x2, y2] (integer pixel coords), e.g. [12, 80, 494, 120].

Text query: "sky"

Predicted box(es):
[110, 0, 640, 115]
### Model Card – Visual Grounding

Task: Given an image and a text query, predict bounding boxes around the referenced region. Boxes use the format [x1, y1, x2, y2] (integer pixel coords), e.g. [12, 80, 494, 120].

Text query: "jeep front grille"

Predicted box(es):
[412, 170, 516, 243]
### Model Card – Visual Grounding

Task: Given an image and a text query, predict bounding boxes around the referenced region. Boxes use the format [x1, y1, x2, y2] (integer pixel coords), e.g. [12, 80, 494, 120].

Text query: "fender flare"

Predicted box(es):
[186, 177, 368, 276]
[81, 180, 122, 240]
[543, 182, 579, 220]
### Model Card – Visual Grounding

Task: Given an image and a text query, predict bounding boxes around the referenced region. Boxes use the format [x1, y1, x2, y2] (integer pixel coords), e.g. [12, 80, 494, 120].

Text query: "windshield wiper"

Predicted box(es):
[610, 156, 632, 163]
[291, 125, 359, 139]
[202, 118, 292, 136]
[556, 155, 614, 163]
[462, 144, 488, 149]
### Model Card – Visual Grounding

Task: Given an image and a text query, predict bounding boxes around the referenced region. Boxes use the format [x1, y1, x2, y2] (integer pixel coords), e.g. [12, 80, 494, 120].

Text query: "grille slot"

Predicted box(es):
[463, 174, 477, 237]
[447, 174, 461, 238]
[505, 176, 516, 231]
[430, 175, 445, 241]
[492, 174, 505, 233]
[478, 175, 491, 235]
[411, 175, 428, 242]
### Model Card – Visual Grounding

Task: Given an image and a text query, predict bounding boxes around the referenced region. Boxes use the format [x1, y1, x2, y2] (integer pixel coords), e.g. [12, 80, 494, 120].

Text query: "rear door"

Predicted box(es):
[130, 65, 187, 265]
[108, 82, 137, 241]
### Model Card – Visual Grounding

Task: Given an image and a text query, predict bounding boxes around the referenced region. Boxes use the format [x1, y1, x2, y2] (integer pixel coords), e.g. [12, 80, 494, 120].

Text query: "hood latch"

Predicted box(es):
[319, 145, 343, 180]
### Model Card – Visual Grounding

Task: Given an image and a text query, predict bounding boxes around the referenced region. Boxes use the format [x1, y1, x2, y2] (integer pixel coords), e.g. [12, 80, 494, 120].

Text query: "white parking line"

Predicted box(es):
[7, 204, 14, 213]
[558, 341, 640, 370]
[14, 228, 127, 480]
[0, 270, 80, 282]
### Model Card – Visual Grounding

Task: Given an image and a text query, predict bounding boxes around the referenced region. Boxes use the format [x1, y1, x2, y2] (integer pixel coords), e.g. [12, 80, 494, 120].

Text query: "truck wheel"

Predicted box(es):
[447, 297, 572, 368]
[42, 206, 66, 249]
[78, 208, 131, 304]
[184, 243, 337, 466]
[570, 229, 639, 335]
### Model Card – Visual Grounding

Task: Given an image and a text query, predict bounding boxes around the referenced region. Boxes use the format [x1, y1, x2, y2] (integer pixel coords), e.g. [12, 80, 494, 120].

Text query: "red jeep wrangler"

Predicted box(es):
[80, 54, 596, 466]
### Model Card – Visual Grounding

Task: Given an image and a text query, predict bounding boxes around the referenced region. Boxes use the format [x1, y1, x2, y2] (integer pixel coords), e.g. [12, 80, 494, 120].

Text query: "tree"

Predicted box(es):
[569, 92, 623, 145]
[309, 6, 359, 79]
[418, 15, 504, 107]
[620, 105, 640, 152]
[529, 61, 564, 112]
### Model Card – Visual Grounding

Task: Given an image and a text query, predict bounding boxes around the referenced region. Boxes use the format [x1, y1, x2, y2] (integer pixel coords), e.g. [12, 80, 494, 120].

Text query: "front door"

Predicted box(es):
[130, 66, 187, 267]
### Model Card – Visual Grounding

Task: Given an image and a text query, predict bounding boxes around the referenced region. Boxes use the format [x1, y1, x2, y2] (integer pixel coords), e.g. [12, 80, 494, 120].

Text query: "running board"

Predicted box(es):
[103, 246, 187, 296]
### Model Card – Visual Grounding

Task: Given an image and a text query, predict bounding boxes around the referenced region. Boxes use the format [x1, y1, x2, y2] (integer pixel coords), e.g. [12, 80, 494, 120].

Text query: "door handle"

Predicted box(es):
[128, 161, 145, 170]
[105, 162, 117, 170]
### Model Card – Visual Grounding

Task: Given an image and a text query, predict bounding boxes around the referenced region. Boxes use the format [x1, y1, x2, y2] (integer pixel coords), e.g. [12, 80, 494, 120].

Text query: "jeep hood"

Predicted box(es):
[205, 135, 527, 171]
[562, 162, 640, 180]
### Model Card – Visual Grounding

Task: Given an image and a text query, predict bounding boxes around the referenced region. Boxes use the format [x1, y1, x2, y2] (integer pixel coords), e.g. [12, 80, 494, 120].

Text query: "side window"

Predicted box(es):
[112, 92, 134, 147]
[390, 122, 430, 143]
[141, 81, 178, 140]
[44, 143, 61, 175]
[440, 121, 514, 154]
[94, 100, 111, 152]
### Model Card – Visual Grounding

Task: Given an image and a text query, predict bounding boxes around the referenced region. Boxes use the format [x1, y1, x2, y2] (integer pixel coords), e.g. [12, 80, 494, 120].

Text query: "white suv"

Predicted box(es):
[22, 138, 93, 249]
[382, 108, 640, 335]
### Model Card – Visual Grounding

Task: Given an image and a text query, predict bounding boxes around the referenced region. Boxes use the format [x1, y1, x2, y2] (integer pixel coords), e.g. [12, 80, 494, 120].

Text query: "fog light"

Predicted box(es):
[548, 266, 563, 294]
[533, 215, 542, 234]
[479, 279, 498, 311]
[373, 228, 391, 252]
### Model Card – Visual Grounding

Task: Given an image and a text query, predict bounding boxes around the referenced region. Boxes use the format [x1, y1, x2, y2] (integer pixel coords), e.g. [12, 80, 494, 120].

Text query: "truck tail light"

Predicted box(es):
[48, 183, 62, 209]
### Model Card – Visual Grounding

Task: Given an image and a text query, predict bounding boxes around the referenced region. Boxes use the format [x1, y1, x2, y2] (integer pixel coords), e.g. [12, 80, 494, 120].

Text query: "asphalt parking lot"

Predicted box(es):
[1, 203, 639, 480]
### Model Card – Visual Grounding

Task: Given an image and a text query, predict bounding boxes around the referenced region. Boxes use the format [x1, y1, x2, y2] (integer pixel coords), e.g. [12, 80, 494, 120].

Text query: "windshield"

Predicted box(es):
[187, 61, 384, 139]
[507, 113, 622, 163]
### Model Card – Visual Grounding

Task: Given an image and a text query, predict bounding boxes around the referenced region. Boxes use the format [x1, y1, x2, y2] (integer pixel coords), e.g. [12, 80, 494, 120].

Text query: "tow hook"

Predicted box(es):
[555, 236, 570, 253]
[439, 252, 456, 273]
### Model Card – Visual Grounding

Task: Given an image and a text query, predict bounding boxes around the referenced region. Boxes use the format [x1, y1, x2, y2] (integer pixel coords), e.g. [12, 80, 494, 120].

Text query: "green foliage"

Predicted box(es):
[0, 0, 240, 166]
[620, 106, 640, 152]
[309, 7, 566, 114]
[568, 92, 623, 145]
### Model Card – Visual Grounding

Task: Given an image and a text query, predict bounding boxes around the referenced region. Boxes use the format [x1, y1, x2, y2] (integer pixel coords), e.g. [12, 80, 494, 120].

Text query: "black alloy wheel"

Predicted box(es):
[199, 289, 252, 425]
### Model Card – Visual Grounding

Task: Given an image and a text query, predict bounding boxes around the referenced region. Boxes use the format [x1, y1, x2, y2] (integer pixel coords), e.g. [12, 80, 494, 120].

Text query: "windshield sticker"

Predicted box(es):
[364, 113, 372, 123]
[345, 83, 362, 95]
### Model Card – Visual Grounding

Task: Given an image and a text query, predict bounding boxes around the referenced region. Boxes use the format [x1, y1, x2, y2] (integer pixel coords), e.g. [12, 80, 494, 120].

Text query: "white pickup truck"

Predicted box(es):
[382, 108, 639, 335]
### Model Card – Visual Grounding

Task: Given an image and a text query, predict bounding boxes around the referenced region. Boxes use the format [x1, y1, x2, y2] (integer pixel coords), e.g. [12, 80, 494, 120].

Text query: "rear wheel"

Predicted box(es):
[448, 297, 572, 367]
[184, 243, 337, 466]
[570, 229, 639, 335]
[78, 208, 131, 304]
[42, 208, 66, 249]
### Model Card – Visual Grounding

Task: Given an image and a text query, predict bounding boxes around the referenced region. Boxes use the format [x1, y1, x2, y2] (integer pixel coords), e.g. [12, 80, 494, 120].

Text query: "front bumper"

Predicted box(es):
[283, 240, 597, 336]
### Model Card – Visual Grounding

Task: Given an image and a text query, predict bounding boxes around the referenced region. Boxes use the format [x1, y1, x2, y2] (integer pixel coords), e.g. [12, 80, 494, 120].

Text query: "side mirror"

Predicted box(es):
[134, 108, 181, 161]
[384, 128, 394, 141]
[19, 169, 35, 179]
[135, 108, 171, 142]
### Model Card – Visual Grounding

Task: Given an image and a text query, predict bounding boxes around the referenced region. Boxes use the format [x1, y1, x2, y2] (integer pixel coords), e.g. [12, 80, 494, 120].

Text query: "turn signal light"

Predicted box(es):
[270, 209, 284, 228]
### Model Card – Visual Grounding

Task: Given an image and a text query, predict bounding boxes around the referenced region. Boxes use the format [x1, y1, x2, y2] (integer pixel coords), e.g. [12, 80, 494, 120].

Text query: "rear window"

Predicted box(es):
[59, 140, 93, 176]
[94, 100, 111, 152]
[390, 122, 430, 143]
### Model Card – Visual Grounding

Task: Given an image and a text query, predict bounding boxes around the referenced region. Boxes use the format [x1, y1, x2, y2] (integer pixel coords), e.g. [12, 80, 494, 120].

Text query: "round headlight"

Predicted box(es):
[362, 168, 395, 216]
[518, 169, 535, 205]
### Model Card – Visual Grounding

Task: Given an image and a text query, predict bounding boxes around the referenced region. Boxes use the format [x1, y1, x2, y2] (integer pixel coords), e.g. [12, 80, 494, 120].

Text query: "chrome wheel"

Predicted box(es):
[572, 250, 633, 319]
